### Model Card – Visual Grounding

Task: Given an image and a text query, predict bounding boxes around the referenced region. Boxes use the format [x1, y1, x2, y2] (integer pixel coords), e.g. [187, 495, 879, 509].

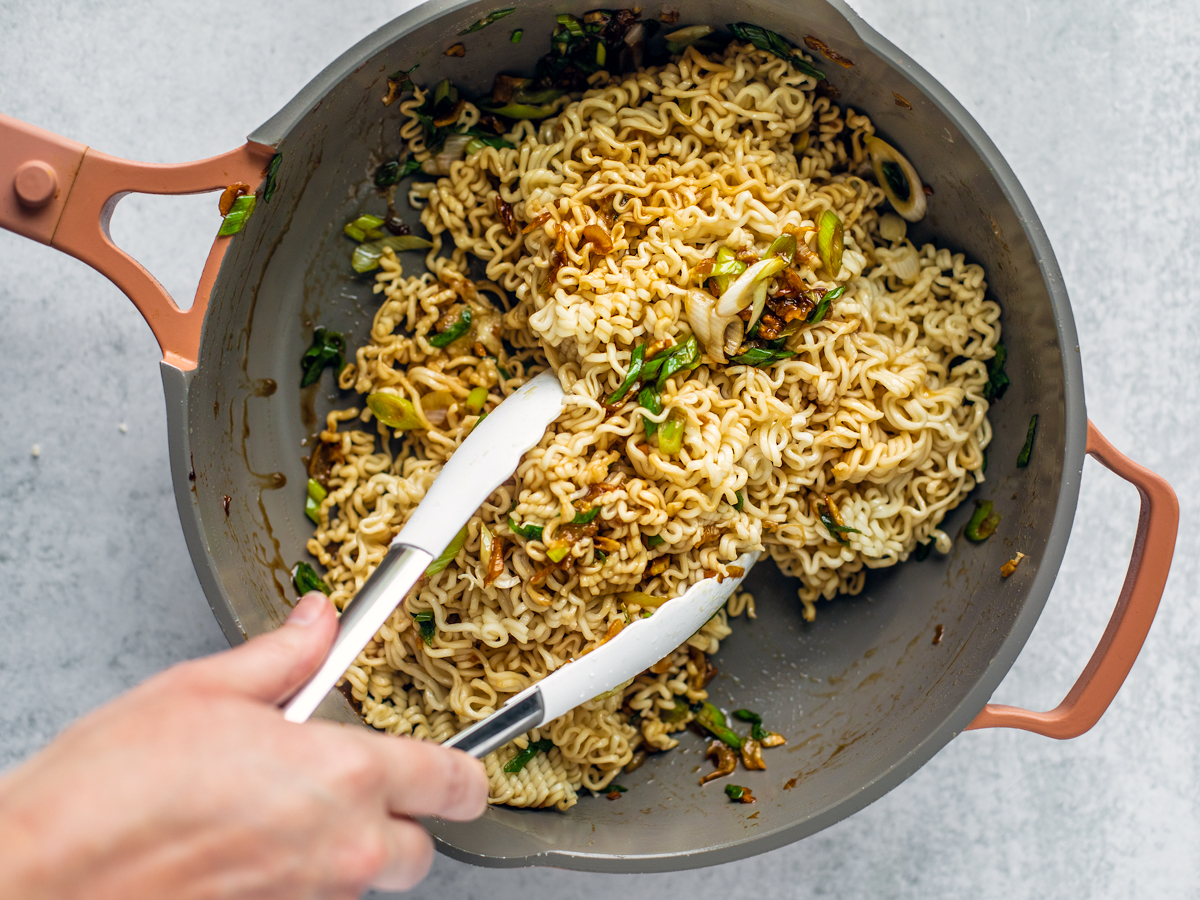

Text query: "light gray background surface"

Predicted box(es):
[1, 1, 1196, 897]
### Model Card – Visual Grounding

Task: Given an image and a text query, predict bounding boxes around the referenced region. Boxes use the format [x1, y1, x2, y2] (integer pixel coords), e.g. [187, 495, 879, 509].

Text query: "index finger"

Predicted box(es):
[364, 732, 489, 822]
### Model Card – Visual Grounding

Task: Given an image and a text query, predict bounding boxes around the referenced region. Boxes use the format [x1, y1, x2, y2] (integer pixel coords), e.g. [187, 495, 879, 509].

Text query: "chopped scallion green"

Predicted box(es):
[503, 738, 554, 773]
[508, 515, 544, 541]
[429, 307, 472, 349]
[465, 386, 488, 413]
[218, 194, 256, 237]
[351, 234, 434, 273]
[300, 328, 345, 388]
[646, 534, 666, 548]
[965, 499, 1001, 543]
[696, 702, 742, 750]
[413, 610, 435, 645]
[571, 507, 600, 525]
[638, 385, 662, 438]
[657, 409, 685, 455]
[292, 561, 331, 596]
[606, 344, 645, 405]
[262, 153, 282, 203]
[1017, 414, 1038, 468]
[366, 392, 425, 430]
[511, 28, 523, 43]
[426, 524, 468, 576]
[458, 7, 516, 34]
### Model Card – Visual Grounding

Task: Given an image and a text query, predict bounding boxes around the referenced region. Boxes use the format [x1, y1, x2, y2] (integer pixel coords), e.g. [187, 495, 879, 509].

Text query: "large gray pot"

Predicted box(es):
[0, 0, 1177, 875]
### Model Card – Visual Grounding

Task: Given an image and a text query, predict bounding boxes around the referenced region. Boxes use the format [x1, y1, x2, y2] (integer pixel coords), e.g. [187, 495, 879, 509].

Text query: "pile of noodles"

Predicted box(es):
[305, 40, 999, 810]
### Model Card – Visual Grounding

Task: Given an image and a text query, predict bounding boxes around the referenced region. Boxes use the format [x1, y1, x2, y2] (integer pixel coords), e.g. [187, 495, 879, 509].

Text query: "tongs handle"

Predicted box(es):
[282, 543, 431, 723]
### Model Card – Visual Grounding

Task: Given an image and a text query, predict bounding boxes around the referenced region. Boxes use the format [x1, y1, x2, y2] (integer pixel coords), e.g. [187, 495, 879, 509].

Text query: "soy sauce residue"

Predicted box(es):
[933, 624, 945, 645]
[254, 378, 278, 397]
[222, 494, 232, 516]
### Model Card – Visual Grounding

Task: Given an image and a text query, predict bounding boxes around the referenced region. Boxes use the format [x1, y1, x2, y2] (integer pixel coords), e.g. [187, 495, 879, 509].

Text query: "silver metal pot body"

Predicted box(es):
[161, 0, 1086, 872]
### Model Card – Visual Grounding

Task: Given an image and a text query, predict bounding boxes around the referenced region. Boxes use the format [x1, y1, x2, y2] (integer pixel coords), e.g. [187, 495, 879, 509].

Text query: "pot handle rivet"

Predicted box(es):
[13, 160, 58, 208]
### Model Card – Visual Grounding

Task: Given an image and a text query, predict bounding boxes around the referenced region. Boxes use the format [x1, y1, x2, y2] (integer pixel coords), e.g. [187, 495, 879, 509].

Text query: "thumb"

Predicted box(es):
[177, 592, 340, 705]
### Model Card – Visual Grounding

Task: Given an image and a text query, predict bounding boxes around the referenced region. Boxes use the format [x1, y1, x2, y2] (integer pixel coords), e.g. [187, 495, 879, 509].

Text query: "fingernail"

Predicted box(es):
[289, 592, 327, 626]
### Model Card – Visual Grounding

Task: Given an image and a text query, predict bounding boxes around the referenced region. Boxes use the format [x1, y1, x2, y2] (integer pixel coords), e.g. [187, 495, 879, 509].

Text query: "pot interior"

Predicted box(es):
[183, 0, 1083, 871]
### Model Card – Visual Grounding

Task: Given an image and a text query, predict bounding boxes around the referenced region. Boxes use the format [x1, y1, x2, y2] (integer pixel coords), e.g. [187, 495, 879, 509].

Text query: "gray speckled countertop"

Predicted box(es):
[1, 1, 1197, 897]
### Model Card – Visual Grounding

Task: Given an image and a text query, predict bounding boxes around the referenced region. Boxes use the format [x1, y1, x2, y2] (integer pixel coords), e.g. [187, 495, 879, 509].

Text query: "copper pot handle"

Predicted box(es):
[968, 419, 1178, 739]
[0, 112, 274, 370]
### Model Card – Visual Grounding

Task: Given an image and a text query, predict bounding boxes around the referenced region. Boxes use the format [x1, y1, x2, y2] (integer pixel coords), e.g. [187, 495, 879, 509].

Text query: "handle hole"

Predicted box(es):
[987, 457, 1139, 712]
[107, 190, 220, 312]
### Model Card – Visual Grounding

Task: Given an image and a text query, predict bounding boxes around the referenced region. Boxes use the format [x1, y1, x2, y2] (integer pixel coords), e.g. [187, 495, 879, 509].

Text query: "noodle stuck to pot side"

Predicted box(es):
[304, 37, 999, 809]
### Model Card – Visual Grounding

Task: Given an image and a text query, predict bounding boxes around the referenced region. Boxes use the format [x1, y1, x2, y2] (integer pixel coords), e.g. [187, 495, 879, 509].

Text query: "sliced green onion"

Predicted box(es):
[366, 392, 425, 430]
[606, 344, 645, 405]
[345, 213, 385, 242]
[766, 233, 797, 265]
[508, 515, 544, 541]
[511, 28, 523, 43]
[965, 500, 1001, 543]
[458, 7, 515, 34]
[914, 541, 933, 561]
[646, 534, 666, 548]
[619, 590, 668, 608]
[983, 342, 1010, 402]
[730, 347, 795, 367]
[725, 784, 752, 802]
[547, 543, 570, 563]
[714, 256, 787, 318]
[305, 478, 327, 525]
[696, 702, 742, 750]
[638, 385, 662, 438]
[218, 194, 256, 237]
[657, 409, 685, 456]
[426, 524, 468, 576]
[400, 157, 423, 178]
[594, 549, 608, 565]
[664, 24, 715, 46]
[820, 510, 860, 544]
[556, 13, 584, 36]
[655, 334, 700, 389]
[433, 78, 455, 108]
[571, 507, 600, 525]
[480, 523, 493, 563]
[429, 307, 472, 349]
[817, 209, 844, 275]
[483, 102, 559, 119]
[351, 234, 434, 273]
[503, 738, 554, 773]
[732, 708, 770, 741]
[607, 784, 628, 793]
[733, 491, 744, 511]
[374, 161, 402, 187]
[413, 610, 435, 645]
[1017, 414, 1038, 468]
[709, 246, 748, 295]
[465, 386, 488, 413]
[262, 152, 282, 203]
[300, 327, 345, 388]
[292, 561, 331, 596]
[728, 22, 825, 80]
[806, 285, 845, 326]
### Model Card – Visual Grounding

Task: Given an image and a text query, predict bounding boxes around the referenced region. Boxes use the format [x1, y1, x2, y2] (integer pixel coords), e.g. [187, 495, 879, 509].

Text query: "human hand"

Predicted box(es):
[0, 592, 487, 900]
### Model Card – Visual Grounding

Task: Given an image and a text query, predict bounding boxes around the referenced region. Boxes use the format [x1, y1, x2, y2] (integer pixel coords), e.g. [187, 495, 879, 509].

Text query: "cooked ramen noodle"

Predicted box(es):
[305, 34, 999, 810]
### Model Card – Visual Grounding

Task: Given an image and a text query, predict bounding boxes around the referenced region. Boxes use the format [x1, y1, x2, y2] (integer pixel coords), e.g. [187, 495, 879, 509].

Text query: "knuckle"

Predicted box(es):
[373, 821, 434, 892]
[340, 826, 391, 888]
[334, 741, 384, 795]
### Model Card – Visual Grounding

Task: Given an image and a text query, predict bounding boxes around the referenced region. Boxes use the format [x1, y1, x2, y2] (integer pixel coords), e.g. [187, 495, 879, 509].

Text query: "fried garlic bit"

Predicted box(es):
[740, 739, 766, 770]
[1001, 551, 1026, 577]
[700, 742, 737, 785]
